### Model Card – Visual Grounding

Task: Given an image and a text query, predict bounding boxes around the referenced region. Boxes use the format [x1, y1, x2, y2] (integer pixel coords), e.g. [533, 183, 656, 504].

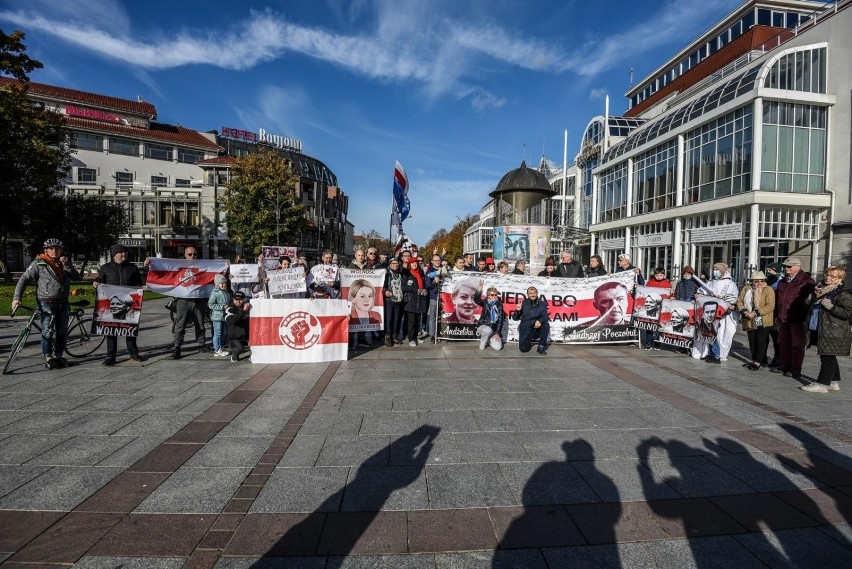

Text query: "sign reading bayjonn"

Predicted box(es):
[258, 128, 302, 152]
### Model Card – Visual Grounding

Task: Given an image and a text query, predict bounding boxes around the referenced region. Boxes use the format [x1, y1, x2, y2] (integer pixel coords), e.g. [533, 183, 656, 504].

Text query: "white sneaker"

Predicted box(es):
[479, 336, 489, 350]
[829, 381, 840, 391]
[801, 382, 829, 393]
[409, 341, 417, 347]
[213, 350, 224, 357]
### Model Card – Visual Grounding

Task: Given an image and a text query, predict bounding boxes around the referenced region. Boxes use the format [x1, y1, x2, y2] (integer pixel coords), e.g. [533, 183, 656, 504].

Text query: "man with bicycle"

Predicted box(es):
[94, 244, 146, 366]
[12, 238, 80, 370]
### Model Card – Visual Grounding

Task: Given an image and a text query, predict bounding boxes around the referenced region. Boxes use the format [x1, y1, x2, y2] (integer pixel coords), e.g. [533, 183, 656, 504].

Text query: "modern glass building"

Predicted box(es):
[587, 0, 850, 279]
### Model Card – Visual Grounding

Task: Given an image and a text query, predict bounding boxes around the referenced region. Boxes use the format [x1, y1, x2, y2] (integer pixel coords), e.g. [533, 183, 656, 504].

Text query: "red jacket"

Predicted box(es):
[775, 271, 815, 324]
[646, 277, 672, 290]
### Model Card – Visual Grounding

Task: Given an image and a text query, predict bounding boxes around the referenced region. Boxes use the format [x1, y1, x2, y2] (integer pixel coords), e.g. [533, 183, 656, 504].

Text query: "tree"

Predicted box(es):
[422, 214, 477, 261]
[220, 149, 305, 254]
[0, 30, 72, 279]
[355, 229, 392, 253]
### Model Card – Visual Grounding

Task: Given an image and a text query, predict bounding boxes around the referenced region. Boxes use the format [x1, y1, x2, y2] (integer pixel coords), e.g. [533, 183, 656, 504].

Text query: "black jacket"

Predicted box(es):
[587, 266, 607, 277]
[557, 261, 584, 278]
[225, 304, 251, 340]
[474, 294, 505, 333]
[401, 268, 431, 313]
[96, 260, 144, 287]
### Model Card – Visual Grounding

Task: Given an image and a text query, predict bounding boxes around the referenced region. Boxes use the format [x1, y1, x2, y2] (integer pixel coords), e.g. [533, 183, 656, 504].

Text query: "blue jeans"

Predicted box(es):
[641, 328, 655, 348]
[709, 341, 720, 359]
[38, 301, 70, 357]
[212, 321, 226, 351]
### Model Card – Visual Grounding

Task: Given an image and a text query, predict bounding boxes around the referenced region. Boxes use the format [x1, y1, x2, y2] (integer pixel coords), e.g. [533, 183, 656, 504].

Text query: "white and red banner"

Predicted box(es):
[267, 267, 307, 297]
[229, 264, 259, 285]
[340, 268, 387, 332]
[658, 299, 697, 349]
[261, 246, 297, 271]
[631, 285, 672, 332]
[437, 272, 637, 344]
[147, 258, 228, 298]
[695, 294, 732, 342]
[90, 284, 144, 336]
[249, 299, 349, 363]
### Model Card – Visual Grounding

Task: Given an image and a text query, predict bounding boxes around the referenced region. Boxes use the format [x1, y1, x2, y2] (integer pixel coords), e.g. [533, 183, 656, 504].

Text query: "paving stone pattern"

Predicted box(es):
[1, 300, 852, 567]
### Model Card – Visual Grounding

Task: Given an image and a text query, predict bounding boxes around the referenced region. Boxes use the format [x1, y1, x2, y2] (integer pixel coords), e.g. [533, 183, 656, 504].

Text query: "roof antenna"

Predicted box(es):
[629, 67, 634, 88]
[522, 143, 526, 164]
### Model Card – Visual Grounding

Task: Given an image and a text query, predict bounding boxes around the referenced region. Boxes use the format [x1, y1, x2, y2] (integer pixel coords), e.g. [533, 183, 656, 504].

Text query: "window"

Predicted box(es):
[598, 163, 628, 223]
[143, 201, 156, 225]
[145, 143, 172, 161]
[115, 171, 134, 188]
[77, 168, 96, 184]
[757, 8, 771, 26]
[177, 148, 203, 164]
[633, 140, 677, 215]
[761, 102, 826, 193]
[72, 132, 102, 151]
[109, 137, 139, 156]
[685, 106, 752, 203]
[764, 47, 826, 94]
[150, 175, 167, 187]
[160, 202, 174, 226]
[188, 202, 200, 226]
[128, 201, 142, 226]
[175, 179, 191, 187]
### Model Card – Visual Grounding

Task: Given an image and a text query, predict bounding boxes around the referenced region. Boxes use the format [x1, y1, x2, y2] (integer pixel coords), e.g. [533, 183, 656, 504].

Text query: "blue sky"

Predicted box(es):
[1, 0, 739, 245]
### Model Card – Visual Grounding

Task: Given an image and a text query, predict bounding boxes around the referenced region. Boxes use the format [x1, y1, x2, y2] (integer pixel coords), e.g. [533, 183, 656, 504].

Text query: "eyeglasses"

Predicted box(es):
[487, 293, 498, 298]
[185, 253, 197, 257]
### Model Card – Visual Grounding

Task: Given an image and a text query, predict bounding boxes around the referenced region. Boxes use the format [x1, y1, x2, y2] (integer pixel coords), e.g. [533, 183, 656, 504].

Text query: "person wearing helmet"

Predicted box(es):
[12, 238, 80, 370]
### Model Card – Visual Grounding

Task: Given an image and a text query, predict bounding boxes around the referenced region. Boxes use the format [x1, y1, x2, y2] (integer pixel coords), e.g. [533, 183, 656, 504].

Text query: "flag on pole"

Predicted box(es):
[249, 299, 349, 363]
[147, 258, 228, 298]
[391, 161, 410, 233]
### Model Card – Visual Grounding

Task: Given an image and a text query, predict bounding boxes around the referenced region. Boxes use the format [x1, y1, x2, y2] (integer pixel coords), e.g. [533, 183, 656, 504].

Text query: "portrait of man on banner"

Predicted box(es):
[91, 284, 144, 336]
[261, 246, 297, 270]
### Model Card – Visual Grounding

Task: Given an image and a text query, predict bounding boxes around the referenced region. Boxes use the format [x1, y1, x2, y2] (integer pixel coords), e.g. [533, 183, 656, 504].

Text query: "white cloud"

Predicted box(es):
[589, 88, 608, 100]
[233, 85, 311, 140]
[468, 89, 508, 112]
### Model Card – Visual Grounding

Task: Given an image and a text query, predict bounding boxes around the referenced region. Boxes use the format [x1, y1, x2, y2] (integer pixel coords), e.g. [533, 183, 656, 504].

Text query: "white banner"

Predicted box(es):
[695, 294, 732, 342]
[267, 267, 307, 296]
[307, 264, 339, 299]
[91, 284, 144, 336]
[340, 268, 387, 332]
[631, 285, 672, 331]
[229, 264, 259, 285]
[146, 258, 228, 298]
[249, 299, 349, 363]
[261, 246, 298, 270]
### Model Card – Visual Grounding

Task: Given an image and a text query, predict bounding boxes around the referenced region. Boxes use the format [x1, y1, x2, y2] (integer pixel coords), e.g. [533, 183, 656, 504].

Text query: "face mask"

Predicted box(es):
[712, 270, 721, 279]
[683, 274, 692, 280]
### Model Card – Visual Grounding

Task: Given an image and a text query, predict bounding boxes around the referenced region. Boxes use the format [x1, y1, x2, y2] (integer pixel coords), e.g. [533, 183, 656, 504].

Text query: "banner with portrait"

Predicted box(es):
[249, 299, 349, 364]
[658, 299, 697, 349]
[146, 258, 228, 298]
[261, 246, 298, 270]
[267, 267, 307, 297]
[306, 264, 339, 299]
[437, 271, 637, 344]
[90, 284, 144, 336]
[695, 294, 732, 343]
[340, 268, 387, 332]
[631, 285, 672, 332]
[229, 264, 259, 285]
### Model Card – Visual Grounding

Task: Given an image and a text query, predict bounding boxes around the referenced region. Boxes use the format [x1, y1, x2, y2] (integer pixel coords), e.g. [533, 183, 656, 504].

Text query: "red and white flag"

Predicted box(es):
[146, 258, 228, 298]
[249, 299, 349, 363]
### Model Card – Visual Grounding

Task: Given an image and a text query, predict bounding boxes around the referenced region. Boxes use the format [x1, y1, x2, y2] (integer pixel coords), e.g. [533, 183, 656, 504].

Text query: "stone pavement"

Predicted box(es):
[1, 298, 852, 568]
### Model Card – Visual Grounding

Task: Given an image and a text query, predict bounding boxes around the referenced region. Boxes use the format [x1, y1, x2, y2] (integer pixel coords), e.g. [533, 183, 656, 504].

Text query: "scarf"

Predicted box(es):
[37, 254, 64, 283]
[487, 300, 499, 324]
[815, 280, 843, 300]
[409, 268, 424, 289]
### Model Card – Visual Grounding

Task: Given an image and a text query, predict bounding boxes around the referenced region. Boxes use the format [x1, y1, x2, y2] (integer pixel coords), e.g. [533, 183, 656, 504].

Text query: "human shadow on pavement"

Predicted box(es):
[638, 435, 852, 568]
[497, 439, 622, 568]
[253, 425, 439, 566]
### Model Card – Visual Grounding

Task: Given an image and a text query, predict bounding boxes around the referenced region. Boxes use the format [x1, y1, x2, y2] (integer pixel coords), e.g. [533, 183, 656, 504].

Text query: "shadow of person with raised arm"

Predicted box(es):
[253, 425, 439, 567]
[496, 439, 622, 568]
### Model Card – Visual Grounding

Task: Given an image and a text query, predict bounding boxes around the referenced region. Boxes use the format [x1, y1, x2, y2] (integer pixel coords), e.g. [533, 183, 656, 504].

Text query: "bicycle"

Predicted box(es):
[4, 300, 105, 374]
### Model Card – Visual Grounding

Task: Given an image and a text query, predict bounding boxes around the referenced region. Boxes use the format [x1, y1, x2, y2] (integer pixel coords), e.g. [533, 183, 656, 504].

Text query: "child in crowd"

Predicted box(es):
[225, 291, 252, 362]
[208, 274, 232, 357]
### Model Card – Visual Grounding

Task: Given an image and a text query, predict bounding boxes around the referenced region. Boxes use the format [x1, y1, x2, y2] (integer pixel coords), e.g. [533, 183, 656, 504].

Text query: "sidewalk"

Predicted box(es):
[1, 302, 851, 567]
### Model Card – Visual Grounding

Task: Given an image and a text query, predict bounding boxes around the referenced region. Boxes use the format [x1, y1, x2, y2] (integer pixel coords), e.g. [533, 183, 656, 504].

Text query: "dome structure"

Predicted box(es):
[489, 160, 556, 223]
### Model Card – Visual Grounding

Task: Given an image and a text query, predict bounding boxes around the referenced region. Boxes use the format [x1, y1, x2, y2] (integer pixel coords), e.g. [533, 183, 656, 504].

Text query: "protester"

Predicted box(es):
[474, 285, 504, 351]
[167, 247, 213, 359]
[772, 257, 815, 379]
[383, 257, 405, 347]
[486, 258, 496, 273]
[463, 253, 475, 271]
[556, 251, 585, 278]
[512, 286, 550, 354]
[674, 265, 698, 301]
[446, 277, 480, 324]
[366, 247, 380, 269]
[377, 250, 390, 269]
[802, 266, 852, 392]
[736, 271, 775, 371]
[451, 256, 466, 272]
[401, 257, 431, 346]
[13, 239, 80, 370]
[496, 261, 510, 275]
[693, 262, 739, 363]
[349, 248, 367, 269]
[224, 291, 251, 362]
[538, 257, 558, 277]
[208, 274, 232, 357]
[476, 257, 489, 272]
[93, 244, 146, 366]
[763, 262, 784, 369]
[615, 253, 645, 285]
[425, 253, 447, 341]
[587, 255, 607, 277]
[641, 267, 671, 350]
[308, 250, 340, 299]
[512, 260, 527, 275]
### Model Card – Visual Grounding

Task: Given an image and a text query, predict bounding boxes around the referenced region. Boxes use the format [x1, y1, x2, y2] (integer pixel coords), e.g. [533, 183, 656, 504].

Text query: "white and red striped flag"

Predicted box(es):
[146, 258, 228, 298]
[249, 299, 349, 363]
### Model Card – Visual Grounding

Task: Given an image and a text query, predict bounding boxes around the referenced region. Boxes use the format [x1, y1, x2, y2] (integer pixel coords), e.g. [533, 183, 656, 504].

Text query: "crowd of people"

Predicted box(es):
[11, 240, 851, 394]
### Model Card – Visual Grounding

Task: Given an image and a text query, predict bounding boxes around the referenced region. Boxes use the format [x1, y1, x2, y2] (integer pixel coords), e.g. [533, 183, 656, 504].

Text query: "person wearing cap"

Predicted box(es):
[556, 251, 585, 278]
[13, 238, 80, 370]
[802, 266, 852, 393]
[225, 291, 252, 362]
[537, 256, 558, 277]
[93, 244, 146, 366]
[208, 274, 232, 357]
[773, 257, 815, 379]
[485, 258, 496, 273]
[736, 271, 775, 371]
[693, 262, 739, 363]
[614, 253, 645, 285]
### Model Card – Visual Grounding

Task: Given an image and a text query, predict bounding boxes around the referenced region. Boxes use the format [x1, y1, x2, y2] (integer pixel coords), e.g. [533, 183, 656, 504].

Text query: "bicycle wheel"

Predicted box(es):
[3, 324, 33, 375]
[64, 318, 105, 357]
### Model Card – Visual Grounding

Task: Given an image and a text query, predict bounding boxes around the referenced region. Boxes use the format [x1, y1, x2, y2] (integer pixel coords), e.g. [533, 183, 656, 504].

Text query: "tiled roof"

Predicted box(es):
[197, 156, 236, 166]
[67, 117, 222, 151]
[0, 76, 158, 117]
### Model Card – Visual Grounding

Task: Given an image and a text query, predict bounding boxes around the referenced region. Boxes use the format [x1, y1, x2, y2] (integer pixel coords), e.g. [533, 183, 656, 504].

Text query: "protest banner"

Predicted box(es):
[249, 299, 349, 363]
[631, 285, 672, 332]
[267, 267, 306, 297]
[229, 264, 259, 285]
[437, 272, 637, 344]
[307, 264, 339, 299]
[262, 246, 297, 270]
[90, 284, 144, 336]
[658, 299, 697, 349]
[146, 258, 228, 298]
[695, 294, 732, 342]
[340, 268, 387, 332]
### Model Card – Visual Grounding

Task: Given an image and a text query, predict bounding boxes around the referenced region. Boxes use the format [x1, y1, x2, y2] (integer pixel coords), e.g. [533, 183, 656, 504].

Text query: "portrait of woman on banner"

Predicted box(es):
[349, 278, 382, 326]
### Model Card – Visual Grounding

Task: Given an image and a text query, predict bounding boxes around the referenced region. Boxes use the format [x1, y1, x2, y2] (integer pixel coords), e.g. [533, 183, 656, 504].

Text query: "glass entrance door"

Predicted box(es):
[696, 244, 727, 281]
